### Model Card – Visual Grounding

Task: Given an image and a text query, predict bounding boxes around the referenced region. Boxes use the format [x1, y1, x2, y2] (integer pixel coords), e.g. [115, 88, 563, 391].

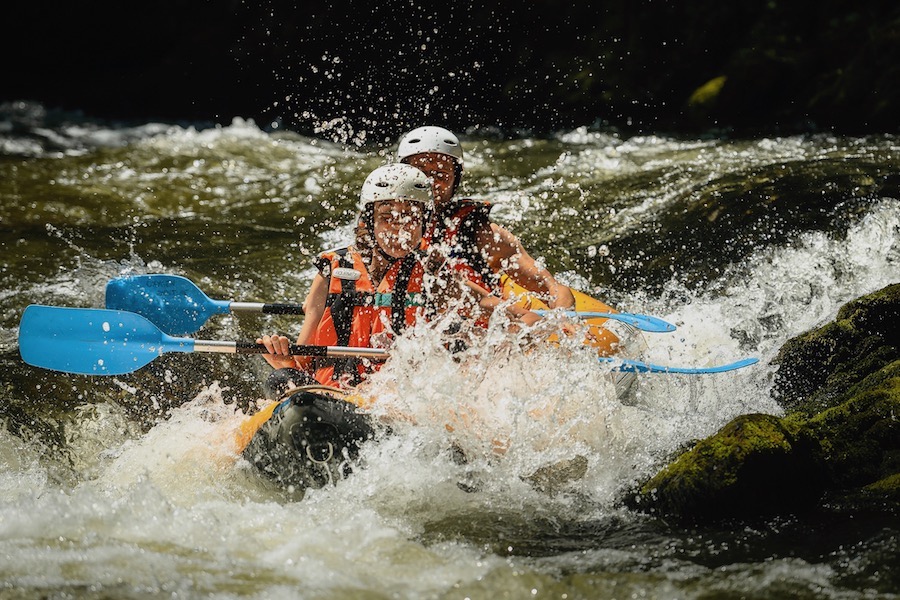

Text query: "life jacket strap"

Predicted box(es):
[391, 253, 418, 335]
[325, 249, 363, 385]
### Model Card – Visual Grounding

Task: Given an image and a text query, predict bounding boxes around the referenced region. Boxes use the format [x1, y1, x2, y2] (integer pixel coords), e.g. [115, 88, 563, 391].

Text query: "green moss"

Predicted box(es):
[772, 283, 900, 414]
[637, 285, 900, 521]
[688, 75, 728, 107]
[865, 473, 900, 497]
[640, 414, 821, 519]
[799, 360, 900, 487]
[835, 283, 900, 336]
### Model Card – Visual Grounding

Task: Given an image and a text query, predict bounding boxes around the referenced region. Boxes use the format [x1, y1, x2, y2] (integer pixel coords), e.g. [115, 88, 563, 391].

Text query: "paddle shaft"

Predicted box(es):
[532, 309, 674, 333]
[462, 279, 675, 333]
[20, 305, 744, 378]
[194, 339, 387, 359]
[229, 302, 304, 315]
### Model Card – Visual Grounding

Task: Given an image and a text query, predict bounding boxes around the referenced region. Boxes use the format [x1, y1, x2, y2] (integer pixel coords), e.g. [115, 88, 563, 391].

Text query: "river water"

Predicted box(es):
[1, 102, 898, 598]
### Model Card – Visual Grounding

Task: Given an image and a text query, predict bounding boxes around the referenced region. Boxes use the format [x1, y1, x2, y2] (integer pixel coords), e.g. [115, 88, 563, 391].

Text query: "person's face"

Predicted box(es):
[372, 200, 425, 258]
[404, 153, 458, 207]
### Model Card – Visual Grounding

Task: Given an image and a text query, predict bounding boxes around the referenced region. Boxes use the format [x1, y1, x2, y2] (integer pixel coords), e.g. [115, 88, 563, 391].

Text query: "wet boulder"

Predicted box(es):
[772, 283, 900, 415]
[636, 413, 823, 520]
[634, 283, 900, 520]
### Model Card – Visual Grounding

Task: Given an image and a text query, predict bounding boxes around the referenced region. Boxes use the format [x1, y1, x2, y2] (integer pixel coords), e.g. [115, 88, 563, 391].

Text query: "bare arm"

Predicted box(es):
[257, 274, 328, 370]
[479, 223, 576, 309]
[463, 280, 542, 326]
[297, 274, 328, 345]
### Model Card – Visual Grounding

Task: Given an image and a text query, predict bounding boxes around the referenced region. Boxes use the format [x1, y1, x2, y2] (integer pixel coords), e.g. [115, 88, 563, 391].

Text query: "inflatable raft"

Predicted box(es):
[237, 281, 638, 492]
[499, 274, 632, 356]
[238, 386, 375, 492]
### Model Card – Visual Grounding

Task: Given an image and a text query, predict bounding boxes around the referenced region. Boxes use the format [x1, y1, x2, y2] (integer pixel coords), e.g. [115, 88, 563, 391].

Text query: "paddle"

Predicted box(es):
[105, 274, 305, 336]
[18, 305, 754, 377]
[598, 356, 758, 375]
[18, 305, 386, 376]
[532, 310, 675, 333]
[109, 274, 676, 335]
[461, 280, 676, 334]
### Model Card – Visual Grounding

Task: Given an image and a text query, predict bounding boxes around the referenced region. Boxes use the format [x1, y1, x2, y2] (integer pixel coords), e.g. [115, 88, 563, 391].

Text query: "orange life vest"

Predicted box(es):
[423, 199, 497, 292]
[309, 248, 426, 387]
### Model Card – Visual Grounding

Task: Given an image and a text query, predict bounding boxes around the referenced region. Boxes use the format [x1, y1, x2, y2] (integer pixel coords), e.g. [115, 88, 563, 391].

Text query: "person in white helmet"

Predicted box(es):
[256, 163, 433, 390]
[397, 126, 576, 310]
[256, 163, 540, 394]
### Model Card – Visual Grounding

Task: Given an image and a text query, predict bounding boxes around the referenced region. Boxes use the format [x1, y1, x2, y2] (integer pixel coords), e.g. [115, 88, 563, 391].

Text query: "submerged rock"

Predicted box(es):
[635, 283, 900, 520]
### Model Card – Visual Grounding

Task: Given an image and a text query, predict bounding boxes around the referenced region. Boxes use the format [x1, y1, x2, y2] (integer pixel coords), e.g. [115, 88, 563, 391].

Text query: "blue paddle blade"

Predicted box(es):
[598, 356, 759, 374]
[18, 305, 193, 376]
[105, 275, 230, 335]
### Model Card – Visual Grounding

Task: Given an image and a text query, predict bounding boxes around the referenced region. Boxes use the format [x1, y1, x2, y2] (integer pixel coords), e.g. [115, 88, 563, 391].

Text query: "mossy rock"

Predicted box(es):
[635, 284, 900, 521]
[865, 472, 900, 500]
[637, 414, 823, 520]
[794, 359, 900, 489]
[772, 283, 900, 414]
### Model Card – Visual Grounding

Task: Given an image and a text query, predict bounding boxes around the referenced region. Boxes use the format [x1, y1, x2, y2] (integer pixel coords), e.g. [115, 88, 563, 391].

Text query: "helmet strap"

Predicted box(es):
[375, 243, 396, 263]
[451, 163, 463, 195]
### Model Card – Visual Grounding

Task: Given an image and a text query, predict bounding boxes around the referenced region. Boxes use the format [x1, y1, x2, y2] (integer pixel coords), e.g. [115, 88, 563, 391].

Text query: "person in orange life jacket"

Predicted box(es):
[257, 164, 431, 395]
[397, 126, 576, 310]
[256, 164, 540, 398]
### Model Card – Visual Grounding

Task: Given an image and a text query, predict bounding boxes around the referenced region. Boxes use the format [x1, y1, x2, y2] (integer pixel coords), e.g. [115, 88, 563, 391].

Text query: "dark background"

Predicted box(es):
[4, 1, 898, 141]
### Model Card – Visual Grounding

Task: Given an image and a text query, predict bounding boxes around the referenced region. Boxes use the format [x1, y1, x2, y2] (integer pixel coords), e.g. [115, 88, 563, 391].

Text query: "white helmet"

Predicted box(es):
[359, 163, 433, 210]
[397, 126, 464, 165]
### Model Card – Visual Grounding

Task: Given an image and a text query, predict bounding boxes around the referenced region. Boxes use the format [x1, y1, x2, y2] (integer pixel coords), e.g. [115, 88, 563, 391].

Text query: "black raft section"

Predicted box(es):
[243, 388, 377, 492]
